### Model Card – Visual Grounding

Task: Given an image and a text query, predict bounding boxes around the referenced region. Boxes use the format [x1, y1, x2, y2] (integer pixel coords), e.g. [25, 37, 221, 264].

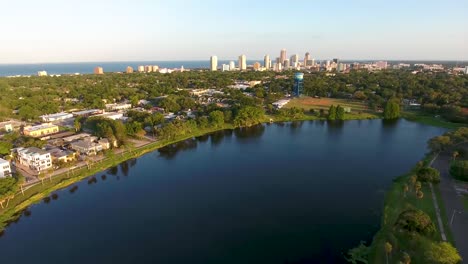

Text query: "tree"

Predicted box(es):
[0, 141, 13, 156]
[74, 117, 82, 132]
[424, 242, 462, 264]
[328, 105, 337, 120]
[209, 110, 224, 128]
[384, 242, 393, 264]
[401, 252, 411, 264]
[395, 209, 436, 235]
[383, 99, 400, 119]
[417, 190, 424, 199]
[428, 136, 452, 152]
[409, 175, 417, 188]
[336, 105, 345, 120]
[403, 184, 409, 197]
[452, 151, 459, 160]
[417, 167, 440, 183]
[415, 181, 422, 193]
[346, 241, 370, 264]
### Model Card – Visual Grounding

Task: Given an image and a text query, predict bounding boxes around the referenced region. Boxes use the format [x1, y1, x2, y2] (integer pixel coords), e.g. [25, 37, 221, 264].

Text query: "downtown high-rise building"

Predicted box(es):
[210, 56, 218, 71]
[283, 59, 290, 70]
[138, 65, 145, 72]
[94, 67, 103, 75]
[126, 66, 134, 73]
[290, 54, 299, 67]
[229, 61, 235, 70]
[238, 55, 247, 71]
[222, 64, 230, 72]
[304, 52, 311, 67]
[264, 55, 270, 70]
[280, 49, 287, 64]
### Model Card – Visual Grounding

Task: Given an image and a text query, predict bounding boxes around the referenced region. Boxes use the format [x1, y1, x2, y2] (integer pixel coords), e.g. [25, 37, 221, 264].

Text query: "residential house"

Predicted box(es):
[0, 158, 11, 178]
[40, 112, 73, 122]
[70, 140, 103, 156]
[48, 148, 76, 163]
[16, 147, 52, 172]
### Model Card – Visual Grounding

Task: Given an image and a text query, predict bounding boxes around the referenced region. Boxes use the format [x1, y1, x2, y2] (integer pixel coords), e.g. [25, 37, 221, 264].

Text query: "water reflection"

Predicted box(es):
[326, 121, 344, 140]
[101, 175, 107, 180]
[289, 121, 303, 133]
[120, 161, 129, 177]
[129, 158, 137, 167]
[234, 124, 265, 140]
[107, 166, 118, 176]
[158, 138, 198, 160]
[210, 130, 231, 147]
[69, 185, 78, 194]
[196, 134, 209, 142]
[51, 193, 59, 200]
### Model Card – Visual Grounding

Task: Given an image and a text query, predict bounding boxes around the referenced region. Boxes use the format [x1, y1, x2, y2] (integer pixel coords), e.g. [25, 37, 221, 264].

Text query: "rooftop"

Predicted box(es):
[24, 123, 58, 132]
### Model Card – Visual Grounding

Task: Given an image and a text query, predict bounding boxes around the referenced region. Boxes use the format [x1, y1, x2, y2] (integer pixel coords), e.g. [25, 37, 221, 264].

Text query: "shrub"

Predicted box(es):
[395, 209, 436, 235]
[417, 167, 440, 183]
[450, 160, 468, 181]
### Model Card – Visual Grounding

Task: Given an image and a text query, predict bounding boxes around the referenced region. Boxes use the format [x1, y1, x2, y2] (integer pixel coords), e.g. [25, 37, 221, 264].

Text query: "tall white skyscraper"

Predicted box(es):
[238, 55, 247, 71]
[283, 59, 290, 70]
[290, 54, 299, 66]
[264, 55, 270, 70]
[229, 61, 235, 70]
[222, 64, 229, 72]
[210, 56, 218, 71]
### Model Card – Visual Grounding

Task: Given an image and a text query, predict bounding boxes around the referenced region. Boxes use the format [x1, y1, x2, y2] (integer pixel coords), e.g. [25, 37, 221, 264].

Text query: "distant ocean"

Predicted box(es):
[0, 60, 257, 77]
[0, 60, 465, 77]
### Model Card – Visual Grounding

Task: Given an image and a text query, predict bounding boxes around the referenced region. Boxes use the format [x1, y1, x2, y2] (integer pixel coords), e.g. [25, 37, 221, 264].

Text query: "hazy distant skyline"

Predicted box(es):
[2, 0, 467, 63]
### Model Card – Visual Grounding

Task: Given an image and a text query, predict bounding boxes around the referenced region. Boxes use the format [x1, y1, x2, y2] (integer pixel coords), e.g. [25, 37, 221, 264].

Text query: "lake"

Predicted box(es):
[0, 119, 446, 263]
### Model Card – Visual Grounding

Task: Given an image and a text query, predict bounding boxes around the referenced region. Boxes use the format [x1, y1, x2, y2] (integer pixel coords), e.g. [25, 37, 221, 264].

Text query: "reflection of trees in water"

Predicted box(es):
[107, 166, 118, 176]
[69, 185, 79, 193]
[129, 158, 137, 167]
[23, 209, 32, 217]
[289, 121, 303, 133]
[196, 134, 209, 142]
[51, 193, 59, 200]
[158, 138, 198, 160]
[120, 160, 129, 177]
[382, 118, 399, 129]
[101, 174, 107, 180]
[326, 121, 344, 139]
[275, 122, 286, 127]
[234, 124, 265, 139]
[210, 131, 227, 146]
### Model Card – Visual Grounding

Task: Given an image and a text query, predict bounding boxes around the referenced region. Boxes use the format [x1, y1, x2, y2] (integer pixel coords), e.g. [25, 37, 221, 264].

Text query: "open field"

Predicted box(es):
[284, 96, 372, 112]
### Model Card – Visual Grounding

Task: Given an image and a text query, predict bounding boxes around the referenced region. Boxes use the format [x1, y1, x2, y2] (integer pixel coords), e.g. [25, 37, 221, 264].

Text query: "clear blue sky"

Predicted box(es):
[2, 0, 467, 63]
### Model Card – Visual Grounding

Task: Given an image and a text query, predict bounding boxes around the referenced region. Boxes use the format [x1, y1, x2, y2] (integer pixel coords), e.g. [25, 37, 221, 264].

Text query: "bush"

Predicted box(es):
[450, 160, 468, 181]
[417, 167, 440, 183]
[395, 209, 436, 236]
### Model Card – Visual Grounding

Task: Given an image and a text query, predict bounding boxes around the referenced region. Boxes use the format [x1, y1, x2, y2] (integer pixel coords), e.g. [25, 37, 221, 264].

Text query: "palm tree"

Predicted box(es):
[401, 252, 411, 264]
[409, 175, 417, 188]
[384, 242, 393, 264]
[417, 190, 424, 199]
[415, 181, 422, 193]
[403, 184, 409, 197]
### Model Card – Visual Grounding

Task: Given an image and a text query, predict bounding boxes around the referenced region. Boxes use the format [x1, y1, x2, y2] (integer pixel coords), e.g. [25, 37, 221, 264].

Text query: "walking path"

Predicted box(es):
[431, 152, 468, 262]
[428, 154, 447, 241]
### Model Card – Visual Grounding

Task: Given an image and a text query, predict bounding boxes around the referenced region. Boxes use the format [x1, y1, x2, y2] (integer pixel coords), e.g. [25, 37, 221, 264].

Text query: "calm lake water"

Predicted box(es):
[0, 119, 446, 263]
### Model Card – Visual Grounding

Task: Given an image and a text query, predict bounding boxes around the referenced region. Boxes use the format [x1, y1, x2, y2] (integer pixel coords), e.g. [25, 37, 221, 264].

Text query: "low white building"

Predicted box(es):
[272, 99, 290, 109]
[0, 158, 11, 178]
[16, 147, 52, 172]
[94, 112, 124, 120]
[40, 112, 73, 122]
[105, 103, 132, 111]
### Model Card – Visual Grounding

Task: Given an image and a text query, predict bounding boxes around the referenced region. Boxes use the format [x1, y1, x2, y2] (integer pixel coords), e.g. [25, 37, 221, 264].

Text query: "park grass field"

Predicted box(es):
[284, 96, 379, 119]
[284, 96, 372, 112]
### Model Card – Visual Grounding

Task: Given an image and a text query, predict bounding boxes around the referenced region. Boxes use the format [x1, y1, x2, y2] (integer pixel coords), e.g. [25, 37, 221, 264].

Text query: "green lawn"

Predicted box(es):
[402, 111, 466, 129]
[285, 97, 372, 112]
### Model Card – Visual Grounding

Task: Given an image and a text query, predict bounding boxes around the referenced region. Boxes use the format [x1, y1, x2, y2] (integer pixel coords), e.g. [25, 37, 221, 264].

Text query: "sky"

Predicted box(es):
[1, 0, 467, 63]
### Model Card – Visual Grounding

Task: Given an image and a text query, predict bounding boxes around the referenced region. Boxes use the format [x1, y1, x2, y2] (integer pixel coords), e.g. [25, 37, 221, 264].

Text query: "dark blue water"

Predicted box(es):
[0, 119, 446, 263]
[0, 60, 258, 77]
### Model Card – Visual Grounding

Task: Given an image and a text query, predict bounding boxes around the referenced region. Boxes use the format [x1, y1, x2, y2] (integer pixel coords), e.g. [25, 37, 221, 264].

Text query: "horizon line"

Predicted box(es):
[1, 59, 468, 65]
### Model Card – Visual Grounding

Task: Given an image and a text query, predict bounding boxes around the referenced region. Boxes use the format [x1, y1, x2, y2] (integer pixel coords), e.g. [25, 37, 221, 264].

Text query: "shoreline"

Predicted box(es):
[0, 114, 461, 236]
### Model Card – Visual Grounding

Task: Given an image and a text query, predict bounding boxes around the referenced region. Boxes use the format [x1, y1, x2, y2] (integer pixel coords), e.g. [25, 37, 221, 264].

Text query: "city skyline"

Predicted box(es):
[1, 0, 467, 63]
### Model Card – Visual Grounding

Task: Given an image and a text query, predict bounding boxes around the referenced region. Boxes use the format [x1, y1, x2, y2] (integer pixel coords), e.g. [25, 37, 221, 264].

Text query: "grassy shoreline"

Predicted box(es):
[0, 113, 463, 236]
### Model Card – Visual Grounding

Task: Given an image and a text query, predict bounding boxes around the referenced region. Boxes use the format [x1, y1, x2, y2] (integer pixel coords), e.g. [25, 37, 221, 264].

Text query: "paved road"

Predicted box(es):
[432, 152, 468, 262]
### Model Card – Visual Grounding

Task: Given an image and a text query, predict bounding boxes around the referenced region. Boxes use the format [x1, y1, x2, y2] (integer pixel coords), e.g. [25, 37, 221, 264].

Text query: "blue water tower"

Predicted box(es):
[294, 72, 304, 97]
